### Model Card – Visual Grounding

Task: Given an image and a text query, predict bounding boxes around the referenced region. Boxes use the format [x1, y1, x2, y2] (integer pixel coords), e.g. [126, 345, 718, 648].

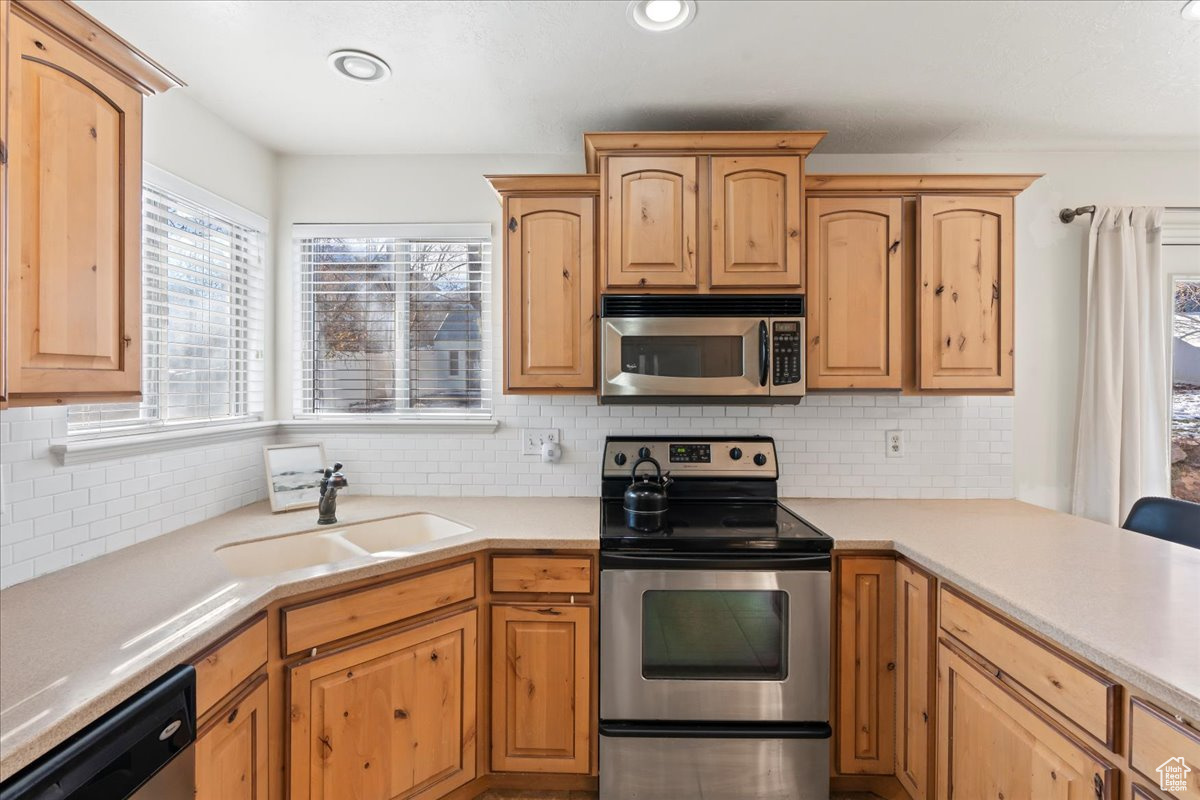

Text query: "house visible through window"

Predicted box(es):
[295, 224, 491, 418]
[68, 170, 267, 435]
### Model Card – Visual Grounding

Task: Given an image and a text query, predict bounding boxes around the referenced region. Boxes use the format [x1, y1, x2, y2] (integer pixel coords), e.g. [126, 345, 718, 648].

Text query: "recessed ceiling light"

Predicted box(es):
[328, 49, 391, 82]
[627, 0, 696, 32]
[1183, 0, 1200, 20]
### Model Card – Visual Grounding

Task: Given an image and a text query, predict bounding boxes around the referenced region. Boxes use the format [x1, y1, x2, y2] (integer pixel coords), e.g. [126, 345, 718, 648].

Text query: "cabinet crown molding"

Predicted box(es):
[806, 173, 1043, 196]
[11, 0, 184, 93]
[485, 174, 600, 200]
[583, 130, 827, 172]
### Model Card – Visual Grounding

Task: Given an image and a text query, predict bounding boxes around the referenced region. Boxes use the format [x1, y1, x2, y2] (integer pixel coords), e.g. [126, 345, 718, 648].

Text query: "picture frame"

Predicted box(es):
[263, 442, 327, 513]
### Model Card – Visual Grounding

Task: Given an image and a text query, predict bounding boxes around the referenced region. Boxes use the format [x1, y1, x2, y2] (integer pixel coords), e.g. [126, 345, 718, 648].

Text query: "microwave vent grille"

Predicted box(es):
[601, 295, 806, 318]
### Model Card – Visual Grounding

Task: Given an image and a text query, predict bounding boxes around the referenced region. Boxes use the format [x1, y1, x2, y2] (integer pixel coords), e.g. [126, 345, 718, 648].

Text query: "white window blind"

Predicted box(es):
[68, 176, 267, 434]
[295, 224, 492, 418]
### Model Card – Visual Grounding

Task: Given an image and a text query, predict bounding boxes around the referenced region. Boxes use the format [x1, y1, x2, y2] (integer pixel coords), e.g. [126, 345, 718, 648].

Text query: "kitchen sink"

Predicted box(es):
[214, 513, 474, 577]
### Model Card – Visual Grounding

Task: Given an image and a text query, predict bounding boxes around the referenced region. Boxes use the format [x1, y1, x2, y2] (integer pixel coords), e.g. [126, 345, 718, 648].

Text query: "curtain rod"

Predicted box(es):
[1059, 205, 1200, 224]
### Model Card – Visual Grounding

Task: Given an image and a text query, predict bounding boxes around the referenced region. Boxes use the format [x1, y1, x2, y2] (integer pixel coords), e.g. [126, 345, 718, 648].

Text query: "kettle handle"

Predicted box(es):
[629, 456, 662, 482]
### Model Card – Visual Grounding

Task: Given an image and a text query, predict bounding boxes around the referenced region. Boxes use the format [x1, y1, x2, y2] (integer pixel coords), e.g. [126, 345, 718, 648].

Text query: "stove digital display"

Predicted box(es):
[670, 443, 711, 463]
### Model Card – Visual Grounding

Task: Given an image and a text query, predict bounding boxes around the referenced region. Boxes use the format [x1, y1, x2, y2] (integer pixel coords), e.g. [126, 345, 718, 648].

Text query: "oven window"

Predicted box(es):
[620, 336, 743, 378]
[642, 590, 788, 680]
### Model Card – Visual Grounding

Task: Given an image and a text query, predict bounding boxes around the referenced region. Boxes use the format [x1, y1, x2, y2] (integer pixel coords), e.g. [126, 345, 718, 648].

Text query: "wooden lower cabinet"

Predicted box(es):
[895, 560, 935, 800]
[195, 677, 269, 800]
[834, 556, 897, 775]
[937, 642, 1116, 800]
[491, 604, 591, 774]
[287, 610, 478, 800]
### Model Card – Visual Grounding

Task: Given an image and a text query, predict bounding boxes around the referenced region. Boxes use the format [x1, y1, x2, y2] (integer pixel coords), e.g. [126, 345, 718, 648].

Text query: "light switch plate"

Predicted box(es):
[886, 429, 904, 458]
[522, 428, 561, 455]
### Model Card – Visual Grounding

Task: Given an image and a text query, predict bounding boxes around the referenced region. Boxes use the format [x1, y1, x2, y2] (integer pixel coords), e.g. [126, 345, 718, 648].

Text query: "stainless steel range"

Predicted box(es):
[598, 436, 832, 800]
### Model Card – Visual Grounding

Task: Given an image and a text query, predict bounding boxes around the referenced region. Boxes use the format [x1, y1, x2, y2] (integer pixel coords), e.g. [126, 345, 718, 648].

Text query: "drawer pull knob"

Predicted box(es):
[534, 607, 563, 616]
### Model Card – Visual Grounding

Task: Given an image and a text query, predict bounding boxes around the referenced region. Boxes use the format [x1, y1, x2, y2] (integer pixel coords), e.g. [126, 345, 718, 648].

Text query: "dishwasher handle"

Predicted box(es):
[0, 666, 196, 800]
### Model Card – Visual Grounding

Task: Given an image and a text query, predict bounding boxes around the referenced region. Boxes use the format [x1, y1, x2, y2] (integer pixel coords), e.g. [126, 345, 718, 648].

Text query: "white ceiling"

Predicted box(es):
[79, 0, 1200, 156]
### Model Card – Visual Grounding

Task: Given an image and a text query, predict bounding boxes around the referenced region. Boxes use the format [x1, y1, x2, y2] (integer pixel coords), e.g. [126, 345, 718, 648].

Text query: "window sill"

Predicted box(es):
[49, 417, 500, 465]
[51, 420, 278, 466]
[279, 418, 499, 435]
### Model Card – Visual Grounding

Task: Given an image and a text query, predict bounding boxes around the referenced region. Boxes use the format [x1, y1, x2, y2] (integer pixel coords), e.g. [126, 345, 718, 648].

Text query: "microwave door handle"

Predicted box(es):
[758, 320, 770, 387]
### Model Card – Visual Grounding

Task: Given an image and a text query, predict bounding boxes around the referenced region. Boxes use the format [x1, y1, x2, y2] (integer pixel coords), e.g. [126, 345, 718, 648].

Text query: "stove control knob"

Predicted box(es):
[638, 446, 652, 459]
[753, 453, 768, 466]
[614, 452, 627, 466]
[729, 447, 743, 461]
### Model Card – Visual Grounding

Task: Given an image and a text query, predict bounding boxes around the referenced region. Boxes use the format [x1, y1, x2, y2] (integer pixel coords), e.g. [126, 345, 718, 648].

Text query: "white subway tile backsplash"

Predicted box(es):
[0, 394, 1012, 589]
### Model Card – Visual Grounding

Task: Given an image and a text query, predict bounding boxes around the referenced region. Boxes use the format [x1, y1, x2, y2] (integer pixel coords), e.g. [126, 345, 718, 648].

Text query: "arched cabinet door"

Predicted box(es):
[710, 156, 802, 288]
[505, 196, 596, 391]
[6, 13, 143, 401]
[917, 195, 1014, 390]
[805, 197, 902, 389]
[604, 156, 699, 288]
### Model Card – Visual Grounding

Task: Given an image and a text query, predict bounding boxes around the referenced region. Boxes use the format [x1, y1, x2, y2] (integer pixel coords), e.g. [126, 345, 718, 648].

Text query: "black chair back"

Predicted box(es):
[1121, 496, 1200, 549]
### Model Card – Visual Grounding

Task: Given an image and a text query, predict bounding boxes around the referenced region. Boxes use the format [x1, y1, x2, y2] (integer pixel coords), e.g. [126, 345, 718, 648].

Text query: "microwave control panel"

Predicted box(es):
[772, 321, 803, 386]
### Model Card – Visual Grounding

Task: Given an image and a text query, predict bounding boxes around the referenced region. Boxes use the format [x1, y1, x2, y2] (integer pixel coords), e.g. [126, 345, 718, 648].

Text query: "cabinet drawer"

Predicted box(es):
[491, 555, 592, 594]
[282, 560, 475, 656]
[939, 587, 1116, 749]
[1130, 698, 1200, 799]
[193, 613, 268, 717]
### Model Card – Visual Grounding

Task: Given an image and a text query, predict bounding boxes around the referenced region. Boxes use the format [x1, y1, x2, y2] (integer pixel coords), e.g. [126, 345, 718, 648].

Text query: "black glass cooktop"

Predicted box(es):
[601, 499, 832, 553]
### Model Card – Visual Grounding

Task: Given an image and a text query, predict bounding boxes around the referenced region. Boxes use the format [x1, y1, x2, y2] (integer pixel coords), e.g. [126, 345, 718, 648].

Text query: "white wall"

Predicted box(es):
[0, 91, 279, 589]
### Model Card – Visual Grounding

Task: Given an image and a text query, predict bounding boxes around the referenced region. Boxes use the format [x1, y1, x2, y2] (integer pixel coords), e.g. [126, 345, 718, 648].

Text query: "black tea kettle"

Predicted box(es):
[624, 457, 673, 532]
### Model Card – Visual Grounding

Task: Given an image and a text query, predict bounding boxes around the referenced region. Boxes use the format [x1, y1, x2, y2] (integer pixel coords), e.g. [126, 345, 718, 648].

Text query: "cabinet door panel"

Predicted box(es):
[288, 611, 477, 800]
[806, 197, 902, 388]
[505, 196, 595, 390]
[896, 561, 935, 800]
[492, 604, 591, 774]
[605, 156, 698, 288]
[918, 195, 1013, 390]
[195, 678, 269, 800]
[7, 15, 142, 398]
[937, 643, 1115, 800]
[835, 556, 896, 774]
[710, 156, 802, 288]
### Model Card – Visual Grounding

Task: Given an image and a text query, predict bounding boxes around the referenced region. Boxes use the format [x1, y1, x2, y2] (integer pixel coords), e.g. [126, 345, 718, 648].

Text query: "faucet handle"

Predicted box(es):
[323, 462, 344, 478]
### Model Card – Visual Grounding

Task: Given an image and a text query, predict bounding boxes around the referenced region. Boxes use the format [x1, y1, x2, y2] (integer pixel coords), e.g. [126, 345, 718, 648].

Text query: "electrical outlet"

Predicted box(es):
[885, 429, 904, 458]
[522, 428, 561, 455]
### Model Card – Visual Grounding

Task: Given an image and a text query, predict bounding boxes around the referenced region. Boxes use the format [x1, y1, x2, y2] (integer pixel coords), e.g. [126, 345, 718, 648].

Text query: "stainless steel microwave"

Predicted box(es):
[600, 295, 805, 403]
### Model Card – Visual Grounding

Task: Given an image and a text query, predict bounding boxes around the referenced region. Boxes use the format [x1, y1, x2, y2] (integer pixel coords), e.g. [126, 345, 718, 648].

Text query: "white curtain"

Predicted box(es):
[1072, 207, 1169, 525]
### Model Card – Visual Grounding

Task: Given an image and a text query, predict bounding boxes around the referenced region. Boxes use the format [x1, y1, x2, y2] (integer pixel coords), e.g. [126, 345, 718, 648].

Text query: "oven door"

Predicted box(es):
[601, 316, 767, 398]
[600, 557, 830, 722]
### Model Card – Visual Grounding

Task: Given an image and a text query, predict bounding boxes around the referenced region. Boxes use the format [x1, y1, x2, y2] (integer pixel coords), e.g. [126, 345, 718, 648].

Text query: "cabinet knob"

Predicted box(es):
[886, 661, 896, 671]
[889, 239, 900, 253]
[508, 216, 517, 232]
[226, 707, 239, 725]
[1092, 773, 1103, 799]
[123, 336, 132, 348]
[639, 278, 647, 287]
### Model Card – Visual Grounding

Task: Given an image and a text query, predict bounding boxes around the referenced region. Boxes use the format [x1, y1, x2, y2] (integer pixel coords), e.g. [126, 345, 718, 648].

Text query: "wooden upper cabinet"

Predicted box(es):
[195, 678, 269, 800]
[2, 2, 179, 407]
[491, 604, 591, 774]
[806, 197, 902, 389]
[604, 156, 699, 288]
[710, 156, 802, 288]
[287, 610, 477, 800]
[917, 195, 1014, 391]
[937, 643, 1116, 800]
[895, 561, 935, 800]
[505, 195, 596, 391]
[834, 556, 897, 775]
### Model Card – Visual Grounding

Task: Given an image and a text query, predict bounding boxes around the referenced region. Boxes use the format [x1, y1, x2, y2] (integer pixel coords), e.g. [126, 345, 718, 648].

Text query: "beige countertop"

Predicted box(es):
[782, 498, 1200, 726]
[1, 496, 1197, 781]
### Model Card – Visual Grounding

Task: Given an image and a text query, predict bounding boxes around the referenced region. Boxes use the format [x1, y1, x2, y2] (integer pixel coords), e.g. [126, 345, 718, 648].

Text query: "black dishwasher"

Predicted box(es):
[0, 666, 196, 800]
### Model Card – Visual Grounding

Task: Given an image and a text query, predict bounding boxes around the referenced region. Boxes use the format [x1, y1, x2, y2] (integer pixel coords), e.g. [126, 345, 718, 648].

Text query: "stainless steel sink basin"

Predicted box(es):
[214, 513, 474, 577]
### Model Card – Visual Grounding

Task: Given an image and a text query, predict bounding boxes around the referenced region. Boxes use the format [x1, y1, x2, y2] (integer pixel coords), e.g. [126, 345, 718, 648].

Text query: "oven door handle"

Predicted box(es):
[600, 552, 830, 571]
[599, 721, 832, 739]
[758, 320, 769, 387]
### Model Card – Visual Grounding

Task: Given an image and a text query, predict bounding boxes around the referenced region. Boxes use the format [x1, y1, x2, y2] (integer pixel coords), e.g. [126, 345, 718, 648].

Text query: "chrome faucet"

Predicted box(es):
[317, 463, 347, 525]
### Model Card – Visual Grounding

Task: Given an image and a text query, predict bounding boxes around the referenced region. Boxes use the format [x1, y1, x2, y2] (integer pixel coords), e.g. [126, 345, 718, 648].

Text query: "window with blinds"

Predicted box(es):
[68, 174, 267, 435]
[295, 224, 492, 418]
